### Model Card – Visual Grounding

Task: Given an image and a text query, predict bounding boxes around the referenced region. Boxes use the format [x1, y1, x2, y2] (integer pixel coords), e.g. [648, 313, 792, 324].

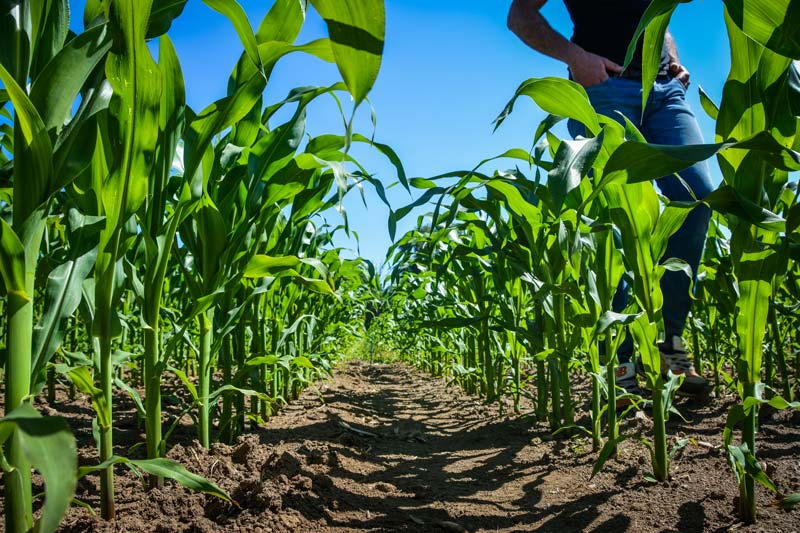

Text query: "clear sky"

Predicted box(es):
[68, 0, 731, 267]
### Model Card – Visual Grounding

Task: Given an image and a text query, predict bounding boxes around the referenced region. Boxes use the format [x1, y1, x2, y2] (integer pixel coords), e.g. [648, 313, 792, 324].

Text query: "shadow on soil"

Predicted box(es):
[236, 363, 628, 532]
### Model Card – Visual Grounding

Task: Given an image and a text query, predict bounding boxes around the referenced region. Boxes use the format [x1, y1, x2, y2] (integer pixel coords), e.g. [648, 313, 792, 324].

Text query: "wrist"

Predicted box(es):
[564, 43, 585, 67]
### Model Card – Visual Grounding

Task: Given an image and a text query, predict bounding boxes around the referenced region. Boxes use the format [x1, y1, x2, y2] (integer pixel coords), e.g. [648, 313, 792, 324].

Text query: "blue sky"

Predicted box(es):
[68, 0, 731, 266]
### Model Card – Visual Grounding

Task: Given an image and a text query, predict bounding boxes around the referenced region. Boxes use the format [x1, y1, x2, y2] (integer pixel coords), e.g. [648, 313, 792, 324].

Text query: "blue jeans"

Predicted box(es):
[568, 76, 713, 363]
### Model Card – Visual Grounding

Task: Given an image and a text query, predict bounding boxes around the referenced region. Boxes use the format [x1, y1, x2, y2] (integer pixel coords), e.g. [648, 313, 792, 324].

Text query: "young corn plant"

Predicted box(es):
[0, 1, 112, 528]
[88, 0, 163, 518]
[137, 33, 186, 488]
[631, 0, 800, 521]
[714, 5, 800, 523]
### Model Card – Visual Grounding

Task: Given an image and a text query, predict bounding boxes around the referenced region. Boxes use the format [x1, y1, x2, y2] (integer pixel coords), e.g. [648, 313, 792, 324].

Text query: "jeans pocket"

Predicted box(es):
[671, 76, 688, 94]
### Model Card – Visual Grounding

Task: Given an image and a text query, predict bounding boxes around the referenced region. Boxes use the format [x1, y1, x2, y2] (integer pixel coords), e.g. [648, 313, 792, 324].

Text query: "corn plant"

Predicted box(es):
[0, 1, 112, 528]
[0, 403, 77, 533]
[628, 0, 800, 521]
[2, 0, 390, 527]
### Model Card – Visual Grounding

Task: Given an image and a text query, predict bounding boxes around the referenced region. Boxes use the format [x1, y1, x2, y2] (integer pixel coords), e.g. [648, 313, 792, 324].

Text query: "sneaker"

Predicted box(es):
[614, 362, 644, 409]
[659, 335, 711, 396]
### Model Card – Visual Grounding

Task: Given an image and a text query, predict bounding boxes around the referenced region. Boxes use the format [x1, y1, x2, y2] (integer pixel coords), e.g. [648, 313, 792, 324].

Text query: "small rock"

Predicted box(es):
[231, 441, 253, 465]
[293, 475, 313, 492]
[312, 473, 333, 492]
[262, 451, 302, 478]
[373, 481, 395, 493]
[766, 462, 777, 476]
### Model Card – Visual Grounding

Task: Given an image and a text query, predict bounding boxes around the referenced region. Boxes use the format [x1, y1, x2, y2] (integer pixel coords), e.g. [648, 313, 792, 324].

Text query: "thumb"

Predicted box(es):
[604, 58, 623, 73]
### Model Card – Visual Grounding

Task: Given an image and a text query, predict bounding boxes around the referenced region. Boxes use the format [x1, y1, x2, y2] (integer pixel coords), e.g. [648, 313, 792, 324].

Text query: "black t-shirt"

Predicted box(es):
[563, 0, 669, 76]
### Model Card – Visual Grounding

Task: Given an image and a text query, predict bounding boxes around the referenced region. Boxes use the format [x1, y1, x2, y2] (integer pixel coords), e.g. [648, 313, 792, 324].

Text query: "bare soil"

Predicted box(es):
[5, 360, 800, 532]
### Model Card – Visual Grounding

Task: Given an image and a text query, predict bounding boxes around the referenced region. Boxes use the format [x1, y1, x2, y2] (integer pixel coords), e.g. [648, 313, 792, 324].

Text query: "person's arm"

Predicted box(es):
[506, 0, 622, 87]
[665, 29, 690, 88]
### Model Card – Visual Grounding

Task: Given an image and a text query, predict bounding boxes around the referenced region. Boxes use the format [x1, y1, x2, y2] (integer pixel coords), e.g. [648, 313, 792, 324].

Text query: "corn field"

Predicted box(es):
[0, 1, 799, 532]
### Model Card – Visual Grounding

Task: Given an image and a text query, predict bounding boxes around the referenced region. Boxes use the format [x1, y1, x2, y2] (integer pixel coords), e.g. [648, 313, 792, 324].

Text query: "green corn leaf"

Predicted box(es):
[309, 0, 385, 106]
[292, 355, 315, 369]
[244, 254, 329, 279]
[29, 23, 112, 131]
[50, 66, 113, 192]
[132, 458, 230, 501]
[0, 218, 28, 302]
[739, 444, 778, 492]
[548, 132, 604, 212]
[250, 108, 308, 185]
[417, 317, 483, 329]
[486, 180, 543, 229]
[698, 85, 720, 120]
[495, 77, 600, 135]
[630, 318, 662, 387]
[652, 204, 692, 263]
[0, 403, 77, 533]
[79, 456, 230, 502]
[31, 245, 98, 380]
[257, 0, 306, 44]
[592, 227, 625, 310]
[102, 0, 162, 234]
[184, 75, 266, 196]
[114, 377, 146, 418]
[201, 0, 262, 71]
[245, 355, 280, 366]
[0, 61, 55, 224]
[67, 366, 112, 430]
[639, 7, 677, 114]
[207, 384, 270, 404]
[147, 0, 189, 39]
[723, 404, 746, 448]
[168, 366, 200, 403]
[0, 1, 29, 84]
[603, 141, 721, 185]
[591, 434, 631, 479]
[775, 493, 800, 510]
[310, 132, 409, 191]
[30, 1, 70, 79]
[84, 0, 106, 28]
[604, 182, 660, 318]
[723, 0, 800, 59]
[192, 198, 227, 291]
[734, 233, 780, 384]
[596, 311, 641, 335]
[668, 438, 691, 461]
[623, 1, 689, 69]
[704, 186, 785, 232]
[259, 39, 336, 73]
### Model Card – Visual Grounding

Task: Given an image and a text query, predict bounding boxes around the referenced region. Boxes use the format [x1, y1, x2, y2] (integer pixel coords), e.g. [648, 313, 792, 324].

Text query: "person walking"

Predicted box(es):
[507, 0, 713, 398]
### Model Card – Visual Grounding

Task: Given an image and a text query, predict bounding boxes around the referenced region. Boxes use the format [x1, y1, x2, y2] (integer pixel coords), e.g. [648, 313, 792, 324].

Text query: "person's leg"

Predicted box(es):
[568, 78, 641, 367]
[640, 77, 714, 338]
[640, 77, 714, 393]
[567, 77, 642, 139]
[567, 78, 645, 403]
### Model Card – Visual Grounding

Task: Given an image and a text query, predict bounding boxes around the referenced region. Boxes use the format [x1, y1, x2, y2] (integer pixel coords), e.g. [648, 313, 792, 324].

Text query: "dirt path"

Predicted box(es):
[58, 360, 800, 532]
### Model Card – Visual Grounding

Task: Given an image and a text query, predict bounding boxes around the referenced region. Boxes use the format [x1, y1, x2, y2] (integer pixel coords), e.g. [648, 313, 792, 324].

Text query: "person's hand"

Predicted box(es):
[669, 62, 690, 88]
[567, 48, 622, 87]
